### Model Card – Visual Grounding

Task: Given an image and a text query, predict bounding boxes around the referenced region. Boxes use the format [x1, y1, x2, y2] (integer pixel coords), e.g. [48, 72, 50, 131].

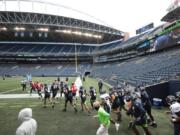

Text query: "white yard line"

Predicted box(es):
[0, 87, 21, 94]
[0, 94, 39, 99]
[0, 93, 66, 99]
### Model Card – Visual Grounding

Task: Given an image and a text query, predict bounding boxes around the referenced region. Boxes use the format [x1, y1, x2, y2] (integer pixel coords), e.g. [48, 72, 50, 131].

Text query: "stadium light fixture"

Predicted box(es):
[73, 31, 82, 35]
[0, 27, 7, 31]
[96, 35, 102, 39]
[63, 30, 72, 34]
[37, 28, 49, 32]
[97, 35, 102, 39]
[93, 35, 102, 39]
[55, 29, 63, 33]
[14, 27, 26, 31]
[84, 33, 92, 37]
[55, 29, 102, 39]
[55, 29, 72, 34]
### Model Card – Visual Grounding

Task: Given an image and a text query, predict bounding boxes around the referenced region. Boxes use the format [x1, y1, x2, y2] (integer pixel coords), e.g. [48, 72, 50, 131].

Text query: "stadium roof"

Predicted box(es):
[0, 0, 109, 26]
[161, 6, 180, 22]
[0, 11, 124, 44]
[0, 0, 125, 44]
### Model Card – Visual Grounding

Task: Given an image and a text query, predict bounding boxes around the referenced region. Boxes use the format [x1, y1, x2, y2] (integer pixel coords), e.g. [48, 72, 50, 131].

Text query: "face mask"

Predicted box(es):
[94, 106, 99, 111]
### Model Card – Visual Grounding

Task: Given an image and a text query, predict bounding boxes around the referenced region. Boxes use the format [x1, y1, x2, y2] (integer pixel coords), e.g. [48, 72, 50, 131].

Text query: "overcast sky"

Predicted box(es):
[1, 0, 172, 36]
[48, 0, 171, 36]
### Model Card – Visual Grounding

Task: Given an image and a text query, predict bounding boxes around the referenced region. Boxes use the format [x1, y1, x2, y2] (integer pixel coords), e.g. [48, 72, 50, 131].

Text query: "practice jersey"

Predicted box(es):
[30, 82, 36, 89]
[141, 91, 151, 106]
[60, 81, 64, 88]
[36, 83, 43, 91]
[71, 84, 77, 94]
[79, 88, 86, 98]
[104, 101, 111, 114]
[170, 102, 180, 119]
[44, 85, 51, 94]
[89, 89, 96, 98]
[111, 95, 121, 109]
[51, 83, 59, 93]
[128, 99, 146, 118]
[64, 88, 73, 98]
[98, 107, 110, 128]
[98, 81, 103, 87]
[117, 89, 125, 106]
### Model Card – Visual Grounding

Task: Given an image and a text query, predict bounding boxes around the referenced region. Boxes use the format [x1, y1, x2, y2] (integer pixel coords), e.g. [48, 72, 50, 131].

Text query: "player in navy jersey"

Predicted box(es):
[166, 93, 180, 135]
[125, 95, 152, 135]
[79, 86, 91, 115]
[89, 86, 97, 109]
[60, 81, 64, 98]
[98, 80, 103, 94]
[63, 84, 78, 113]
[51, 80, 59, 108]
[43, 84, 51, 108]
[140, 87, 157, 127]
[116, 87, 127, 122]
[110, 91, 122, 122]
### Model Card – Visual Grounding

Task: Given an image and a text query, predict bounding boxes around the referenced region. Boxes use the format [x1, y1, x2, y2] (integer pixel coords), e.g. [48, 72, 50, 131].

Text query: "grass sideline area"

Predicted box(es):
[0, 76, 110, 94]
[0, 76, 173, 135]
[0, 99, 173, 135]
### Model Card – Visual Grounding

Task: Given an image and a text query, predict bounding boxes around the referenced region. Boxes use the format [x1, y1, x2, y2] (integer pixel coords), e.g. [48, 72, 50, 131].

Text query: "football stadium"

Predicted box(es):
[0, 0, 180, 135]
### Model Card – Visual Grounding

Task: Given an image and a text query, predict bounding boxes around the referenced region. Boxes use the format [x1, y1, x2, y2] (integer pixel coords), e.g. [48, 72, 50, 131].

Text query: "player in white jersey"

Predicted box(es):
[166, 92, 180, 135]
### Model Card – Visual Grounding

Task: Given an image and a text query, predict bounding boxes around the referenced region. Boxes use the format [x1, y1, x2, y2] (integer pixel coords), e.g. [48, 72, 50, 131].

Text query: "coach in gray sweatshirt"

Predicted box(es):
[16, 108, 37, 135]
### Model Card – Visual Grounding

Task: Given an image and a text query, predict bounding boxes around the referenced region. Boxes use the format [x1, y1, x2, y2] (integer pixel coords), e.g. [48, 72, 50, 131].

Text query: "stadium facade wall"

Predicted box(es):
[168, 80, 180, 95]
[146, 82, 169, 105]
[146, 80, 180, 105]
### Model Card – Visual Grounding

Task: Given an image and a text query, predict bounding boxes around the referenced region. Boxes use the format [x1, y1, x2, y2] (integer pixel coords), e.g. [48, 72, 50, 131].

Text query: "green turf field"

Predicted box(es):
[0, 77, 110, 94]
[0, 76, 173, 135]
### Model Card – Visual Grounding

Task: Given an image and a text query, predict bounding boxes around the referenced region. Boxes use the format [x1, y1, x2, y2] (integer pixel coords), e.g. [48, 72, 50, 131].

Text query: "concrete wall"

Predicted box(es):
[145, 80, 180, 105]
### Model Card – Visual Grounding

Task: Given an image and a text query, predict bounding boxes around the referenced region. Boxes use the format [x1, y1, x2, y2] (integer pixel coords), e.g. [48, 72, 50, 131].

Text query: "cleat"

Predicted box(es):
[150, 122, 157, 128]
[63, 109, 66, 112]
[147, 119, 151, 124]
[87, 112, 91, 116]
[115, 123, 120, 131]
[74, 108, 78, 113]
[52, 104, 55, 108]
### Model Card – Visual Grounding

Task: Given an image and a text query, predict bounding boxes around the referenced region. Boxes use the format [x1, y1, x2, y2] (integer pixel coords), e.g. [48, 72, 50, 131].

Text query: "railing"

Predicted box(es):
[0, 0, 106, 26]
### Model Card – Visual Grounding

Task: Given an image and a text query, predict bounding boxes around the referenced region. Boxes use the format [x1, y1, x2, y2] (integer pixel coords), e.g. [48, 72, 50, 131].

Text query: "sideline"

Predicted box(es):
[0, 87, 21, 94]
[0, 94, 40, 99]
[0, 93, 65, 99]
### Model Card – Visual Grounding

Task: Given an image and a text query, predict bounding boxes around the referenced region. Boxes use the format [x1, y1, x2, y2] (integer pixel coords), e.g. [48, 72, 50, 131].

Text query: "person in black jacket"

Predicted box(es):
[140, 87, 157, 127]
[98, 80, 103, 94]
